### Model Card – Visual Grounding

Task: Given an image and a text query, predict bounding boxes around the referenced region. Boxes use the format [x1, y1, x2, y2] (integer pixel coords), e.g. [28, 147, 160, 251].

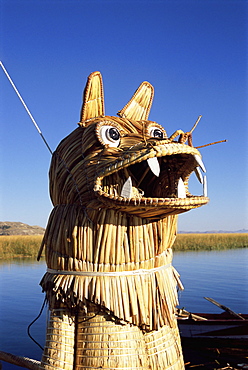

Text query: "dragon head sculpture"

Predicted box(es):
[50, 71, 209, 220]
[38, 72, 211, 370]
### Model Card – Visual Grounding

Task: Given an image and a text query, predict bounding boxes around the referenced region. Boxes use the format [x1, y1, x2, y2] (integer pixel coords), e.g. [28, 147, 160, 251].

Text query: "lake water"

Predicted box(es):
[0, 248, 247, 370]
[173, 248, 248, 313]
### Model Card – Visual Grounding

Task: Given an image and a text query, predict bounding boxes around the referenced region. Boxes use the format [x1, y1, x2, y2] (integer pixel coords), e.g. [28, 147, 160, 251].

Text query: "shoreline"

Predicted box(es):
[0, 233, 247, 259]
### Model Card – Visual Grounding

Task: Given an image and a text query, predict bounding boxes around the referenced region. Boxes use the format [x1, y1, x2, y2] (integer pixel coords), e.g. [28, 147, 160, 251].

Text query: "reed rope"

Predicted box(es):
[46, 262, 171, 276]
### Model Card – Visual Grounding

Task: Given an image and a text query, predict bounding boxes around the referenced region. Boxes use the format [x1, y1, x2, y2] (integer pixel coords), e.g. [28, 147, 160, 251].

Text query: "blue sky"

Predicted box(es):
[0, 0, 247, 232]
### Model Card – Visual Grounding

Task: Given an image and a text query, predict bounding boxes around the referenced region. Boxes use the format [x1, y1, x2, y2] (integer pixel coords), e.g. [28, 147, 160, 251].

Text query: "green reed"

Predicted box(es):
[0, 235, 43, 258]
[173, 233, 248, 251]
[0, 233, 247, 259]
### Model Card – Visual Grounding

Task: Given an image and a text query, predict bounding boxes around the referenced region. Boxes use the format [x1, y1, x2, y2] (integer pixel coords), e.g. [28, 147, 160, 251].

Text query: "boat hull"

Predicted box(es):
[177, 312, 248, 340]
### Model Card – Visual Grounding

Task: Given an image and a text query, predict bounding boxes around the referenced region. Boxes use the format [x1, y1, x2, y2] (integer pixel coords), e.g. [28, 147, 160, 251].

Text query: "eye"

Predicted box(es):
[99, 125, 121, 147]
[149, 126, 165, 139]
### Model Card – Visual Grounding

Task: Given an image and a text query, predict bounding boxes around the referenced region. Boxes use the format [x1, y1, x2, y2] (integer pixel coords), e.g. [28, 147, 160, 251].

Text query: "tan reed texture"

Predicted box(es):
[40, 305, 184, 370]
[144, 323, 184, 370]
[80, 71, 105, 122]
[40, 206, 181, 331]
[41, 309, 75, 370]
[40, 206, 185, 369]
[39, 71, 209, 369]
[46, 115, 208, 218]
[117, 81, 154, 121]
[75, 309, 150, 369]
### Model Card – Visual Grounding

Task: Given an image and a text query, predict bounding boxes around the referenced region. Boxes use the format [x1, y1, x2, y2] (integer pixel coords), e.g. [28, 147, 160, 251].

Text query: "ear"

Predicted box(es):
[118, 81, 154, 121]
[79, 71, 105, 125]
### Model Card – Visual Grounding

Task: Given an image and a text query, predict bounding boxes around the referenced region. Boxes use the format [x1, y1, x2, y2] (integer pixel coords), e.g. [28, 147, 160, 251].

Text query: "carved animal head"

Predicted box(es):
[49, 72, 209, 220]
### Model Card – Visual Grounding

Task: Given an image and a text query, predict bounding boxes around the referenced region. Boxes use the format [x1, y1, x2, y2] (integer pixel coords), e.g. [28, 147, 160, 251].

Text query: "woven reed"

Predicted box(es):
[75, 309, 149, 369]
[40, 205, 184, 369]
[41, 309, 75, 370]
[46, 119, 207, 219]
[40, 206, 182, 330]
[41, 307, 184, 370]
[144, 324, 184, 370]
[38, 71, 210, 369]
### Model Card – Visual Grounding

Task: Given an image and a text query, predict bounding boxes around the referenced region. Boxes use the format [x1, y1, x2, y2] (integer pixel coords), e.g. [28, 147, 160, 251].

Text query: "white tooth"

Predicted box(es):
[203, 175, 207, 197]
[194, 154, 206, 173]
[147, 157, 160, 177]
[194, 167, 203, 184]
[121, 176, 132, 198]
[177, 177, 186, 198]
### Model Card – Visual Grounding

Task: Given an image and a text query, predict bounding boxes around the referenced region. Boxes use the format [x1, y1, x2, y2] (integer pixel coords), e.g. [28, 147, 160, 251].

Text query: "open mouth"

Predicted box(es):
[94, 143, 209, 218]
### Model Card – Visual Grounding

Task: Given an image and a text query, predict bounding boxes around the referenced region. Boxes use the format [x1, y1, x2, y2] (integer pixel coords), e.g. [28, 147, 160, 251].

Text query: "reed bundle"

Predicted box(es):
[40, 203, 184, 368]
[38, 71, 209, 369]
[40, 205, 182, 331]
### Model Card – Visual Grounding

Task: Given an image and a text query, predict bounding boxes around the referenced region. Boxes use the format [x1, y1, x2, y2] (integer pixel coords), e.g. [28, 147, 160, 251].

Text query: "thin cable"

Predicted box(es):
[0, 61, 53, 154]
[27, 296, 46, 351]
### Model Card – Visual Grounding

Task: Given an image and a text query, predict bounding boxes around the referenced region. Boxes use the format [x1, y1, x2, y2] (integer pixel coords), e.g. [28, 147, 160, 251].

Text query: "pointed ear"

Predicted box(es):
[118, 81, 154, 121]
[79, 71, 105, 125]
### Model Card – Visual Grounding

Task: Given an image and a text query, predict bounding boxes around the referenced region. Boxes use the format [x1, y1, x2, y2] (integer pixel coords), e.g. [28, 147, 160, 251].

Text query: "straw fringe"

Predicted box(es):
[40, 205, 181, 331]
[41, 262, 180, 331]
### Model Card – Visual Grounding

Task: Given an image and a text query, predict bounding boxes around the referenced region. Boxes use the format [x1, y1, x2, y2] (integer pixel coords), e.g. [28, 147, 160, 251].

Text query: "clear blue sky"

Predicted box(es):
[0, 0, 247, 232]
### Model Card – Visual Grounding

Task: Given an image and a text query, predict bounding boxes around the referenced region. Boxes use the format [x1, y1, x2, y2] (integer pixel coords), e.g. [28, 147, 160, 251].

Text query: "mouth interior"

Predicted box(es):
[102, 153, 200, 200]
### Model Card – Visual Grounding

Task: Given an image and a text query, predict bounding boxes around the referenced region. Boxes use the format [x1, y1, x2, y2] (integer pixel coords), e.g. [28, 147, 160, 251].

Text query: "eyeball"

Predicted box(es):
[150, 127, 164, 139]
[99, 125, 121, 147]
[148, 124, 167, 139]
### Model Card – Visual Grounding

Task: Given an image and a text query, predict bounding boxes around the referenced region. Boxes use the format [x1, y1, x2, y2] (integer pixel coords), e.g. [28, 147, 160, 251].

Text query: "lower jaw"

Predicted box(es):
[95, 190, 209, 219]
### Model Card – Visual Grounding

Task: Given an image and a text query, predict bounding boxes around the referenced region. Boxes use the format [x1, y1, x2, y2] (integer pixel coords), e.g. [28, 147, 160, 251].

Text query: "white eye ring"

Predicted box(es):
[149, 126, 165, 139]
[99, 125, 121, 147]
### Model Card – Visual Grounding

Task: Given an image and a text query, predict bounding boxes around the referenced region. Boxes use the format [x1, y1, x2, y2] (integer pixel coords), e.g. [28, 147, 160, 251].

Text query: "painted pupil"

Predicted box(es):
[108, 127, 120, 141]
[153, 129, 163, 138]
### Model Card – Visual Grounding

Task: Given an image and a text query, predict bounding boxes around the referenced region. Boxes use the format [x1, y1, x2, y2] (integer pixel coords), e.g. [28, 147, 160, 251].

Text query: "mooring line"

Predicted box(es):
[0, 61, 53, 154]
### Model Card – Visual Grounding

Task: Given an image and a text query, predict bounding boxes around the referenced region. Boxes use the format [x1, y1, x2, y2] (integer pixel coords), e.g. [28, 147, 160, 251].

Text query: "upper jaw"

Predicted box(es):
[93, 142, 209, 219]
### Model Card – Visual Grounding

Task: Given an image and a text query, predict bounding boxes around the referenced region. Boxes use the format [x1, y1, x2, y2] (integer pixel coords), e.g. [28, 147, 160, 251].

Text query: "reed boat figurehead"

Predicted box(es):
[49, 71, 209, 221]
[38, 72, 210, 370]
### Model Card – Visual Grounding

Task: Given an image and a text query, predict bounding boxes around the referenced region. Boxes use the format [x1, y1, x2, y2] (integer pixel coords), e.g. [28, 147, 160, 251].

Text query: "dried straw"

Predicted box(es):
[40, 206, 181, 331]
[38, 71, 209, 369]
[41, 309, 75, 370]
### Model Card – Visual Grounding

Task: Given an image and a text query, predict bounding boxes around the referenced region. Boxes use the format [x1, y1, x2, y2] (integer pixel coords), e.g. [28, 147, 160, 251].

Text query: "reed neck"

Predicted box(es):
[43, 205, 178, 272]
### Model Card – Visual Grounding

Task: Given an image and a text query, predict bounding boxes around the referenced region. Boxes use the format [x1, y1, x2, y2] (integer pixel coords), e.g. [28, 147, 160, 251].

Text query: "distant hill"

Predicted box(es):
[0, 221, 246, 236]
[178, 229, 248, 234]
[0, 221, 45, 236]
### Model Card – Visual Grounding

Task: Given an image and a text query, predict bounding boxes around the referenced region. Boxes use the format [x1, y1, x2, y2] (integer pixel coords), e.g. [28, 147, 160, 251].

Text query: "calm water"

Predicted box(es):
[0, 248, 247, 369]
[173, 248, 248, 313]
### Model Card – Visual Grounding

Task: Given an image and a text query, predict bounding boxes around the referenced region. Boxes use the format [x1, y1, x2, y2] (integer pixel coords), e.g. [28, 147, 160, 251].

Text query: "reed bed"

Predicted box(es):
[0, 233, 246, 259]
[0, 235, 43, 258]
[173, 233, 248, 251]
